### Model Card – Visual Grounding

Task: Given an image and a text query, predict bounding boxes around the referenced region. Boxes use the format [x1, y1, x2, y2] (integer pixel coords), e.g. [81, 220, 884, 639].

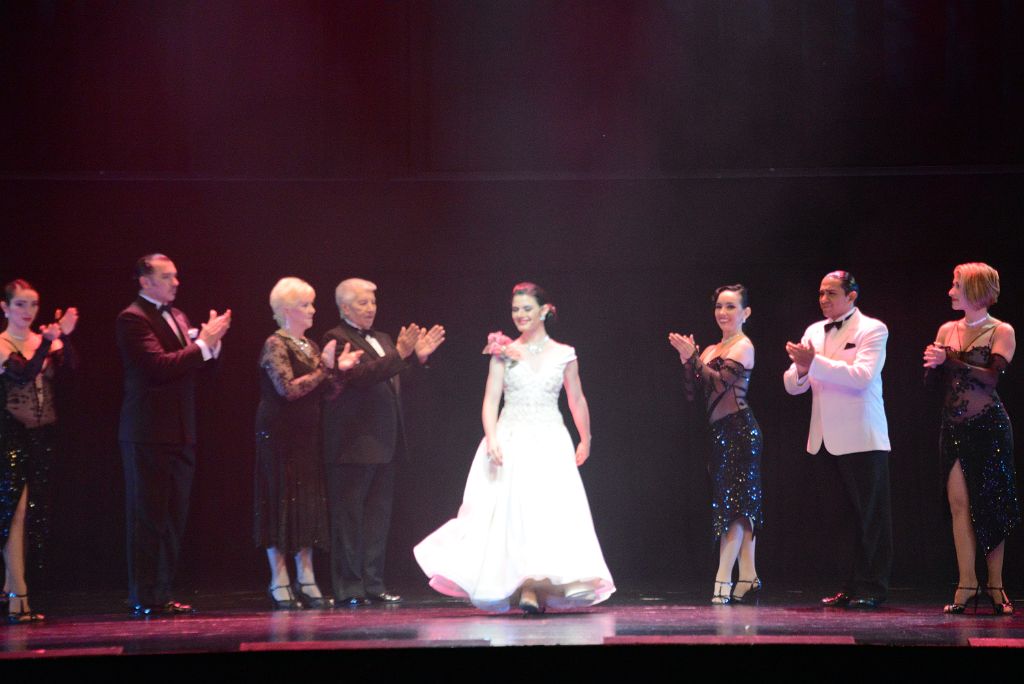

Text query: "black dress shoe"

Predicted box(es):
[821, 591, 851, 607]
[162, 600, 195, 614]
[846, 597, 883, 609]
[339, 596, 371, 607]
[369, 592, 402, 604]
[130, 601, 195, 618]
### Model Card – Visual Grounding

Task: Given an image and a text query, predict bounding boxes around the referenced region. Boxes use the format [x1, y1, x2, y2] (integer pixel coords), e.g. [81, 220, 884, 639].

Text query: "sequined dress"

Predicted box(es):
[685, 354, 764, 539]
[0, 335, 76, 572]
[414, 342, 615, 611]
[253, 333, 331, 553]
[936, 329, 1020, 554]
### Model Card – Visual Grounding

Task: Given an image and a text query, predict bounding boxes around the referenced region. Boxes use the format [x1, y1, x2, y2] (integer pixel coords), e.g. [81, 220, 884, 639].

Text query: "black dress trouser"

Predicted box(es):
[823, 448, 893, 599]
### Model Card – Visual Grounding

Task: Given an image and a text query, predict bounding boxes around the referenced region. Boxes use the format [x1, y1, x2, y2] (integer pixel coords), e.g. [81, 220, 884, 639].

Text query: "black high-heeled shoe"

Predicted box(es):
[5, 593, 45, 624]
[711, 581, 733, 605]
[943, 586, 981, 614]
[292, 582, 331, 609]
[986, 587, 1014, 616]
[732, 578, 762, 605]
[268, 584, 302, 611]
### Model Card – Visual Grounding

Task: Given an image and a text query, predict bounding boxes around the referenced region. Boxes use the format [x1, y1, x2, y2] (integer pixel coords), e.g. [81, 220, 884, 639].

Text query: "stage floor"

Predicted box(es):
[3, 586, 1022, 660]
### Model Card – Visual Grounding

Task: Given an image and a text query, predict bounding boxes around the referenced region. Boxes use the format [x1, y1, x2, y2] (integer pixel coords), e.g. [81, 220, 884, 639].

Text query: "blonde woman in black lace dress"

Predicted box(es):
[924, 263, 1019, 615]
[670, 284, 764, 605]
[255, 277, 362, 610]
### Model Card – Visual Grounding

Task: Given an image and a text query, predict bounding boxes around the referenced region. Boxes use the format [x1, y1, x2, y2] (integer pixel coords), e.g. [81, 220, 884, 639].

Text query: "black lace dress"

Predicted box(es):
[0, 335, 76, 572]
[935, 326, 1020, 554]
[253, 333, 332, 553]
[684, 353, 764, 539]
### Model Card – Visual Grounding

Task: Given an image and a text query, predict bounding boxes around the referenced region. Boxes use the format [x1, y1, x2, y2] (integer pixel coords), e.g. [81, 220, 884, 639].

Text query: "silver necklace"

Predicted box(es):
[718, 332, 744, 347]
[278, 329, 314, 357]
[524, 335, 549, 355]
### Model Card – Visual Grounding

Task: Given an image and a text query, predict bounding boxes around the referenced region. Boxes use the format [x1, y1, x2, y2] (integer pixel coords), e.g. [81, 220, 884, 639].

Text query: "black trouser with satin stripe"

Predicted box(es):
[121, 442, 195, 607]
[823, 448, 893, 599]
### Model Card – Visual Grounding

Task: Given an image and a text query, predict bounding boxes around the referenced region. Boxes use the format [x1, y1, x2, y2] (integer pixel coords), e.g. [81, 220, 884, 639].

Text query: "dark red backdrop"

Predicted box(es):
[3, 1, 1022, 595]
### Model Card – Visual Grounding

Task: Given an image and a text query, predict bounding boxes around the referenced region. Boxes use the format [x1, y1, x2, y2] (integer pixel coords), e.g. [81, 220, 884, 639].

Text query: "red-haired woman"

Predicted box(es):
[924, 263, 1019, 614]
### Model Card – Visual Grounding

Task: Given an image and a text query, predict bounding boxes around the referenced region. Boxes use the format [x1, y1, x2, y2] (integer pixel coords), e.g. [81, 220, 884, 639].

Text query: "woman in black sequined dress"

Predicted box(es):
[924, 263, 1018, 615]
[670, 284, 764, 605]
[255, 277, 362, 610]
[0, 279, 78, 624]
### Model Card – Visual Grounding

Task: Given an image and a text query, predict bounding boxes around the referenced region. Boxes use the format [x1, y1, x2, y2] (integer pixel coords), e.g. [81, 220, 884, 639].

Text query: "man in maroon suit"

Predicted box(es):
[117, 254, 231, 616]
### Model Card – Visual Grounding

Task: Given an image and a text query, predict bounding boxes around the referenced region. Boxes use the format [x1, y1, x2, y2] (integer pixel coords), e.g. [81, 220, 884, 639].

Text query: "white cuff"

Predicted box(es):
[196, 339, 220, 360]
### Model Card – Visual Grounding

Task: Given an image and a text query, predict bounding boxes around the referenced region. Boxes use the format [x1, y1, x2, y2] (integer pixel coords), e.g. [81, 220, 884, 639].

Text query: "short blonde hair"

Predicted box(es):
[954, 262, 1000, 309]
[269, 277, 315, 327]
[335, 278, 377, 311]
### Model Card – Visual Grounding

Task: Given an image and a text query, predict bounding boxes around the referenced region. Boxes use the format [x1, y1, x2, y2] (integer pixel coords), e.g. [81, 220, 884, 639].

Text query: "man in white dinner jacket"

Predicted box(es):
[784, 270, 892, 609]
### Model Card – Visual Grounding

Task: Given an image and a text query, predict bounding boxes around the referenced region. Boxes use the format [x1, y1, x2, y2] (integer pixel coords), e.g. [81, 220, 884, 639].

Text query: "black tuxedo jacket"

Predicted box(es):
[321, 322, 411, 465]
[116, 296, 208, 445]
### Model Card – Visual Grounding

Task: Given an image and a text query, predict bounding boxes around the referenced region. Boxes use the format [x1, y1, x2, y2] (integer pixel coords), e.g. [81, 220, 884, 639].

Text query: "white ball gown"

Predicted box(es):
[414, 342, 615, 611]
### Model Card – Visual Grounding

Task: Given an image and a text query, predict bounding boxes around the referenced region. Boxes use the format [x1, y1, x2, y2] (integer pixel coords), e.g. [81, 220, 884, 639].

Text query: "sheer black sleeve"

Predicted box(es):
[260, 336, 327, 401]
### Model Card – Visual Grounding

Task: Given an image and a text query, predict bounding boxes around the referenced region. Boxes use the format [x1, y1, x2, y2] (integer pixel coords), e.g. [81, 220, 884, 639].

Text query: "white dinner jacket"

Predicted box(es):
[783, 308, 891, 455]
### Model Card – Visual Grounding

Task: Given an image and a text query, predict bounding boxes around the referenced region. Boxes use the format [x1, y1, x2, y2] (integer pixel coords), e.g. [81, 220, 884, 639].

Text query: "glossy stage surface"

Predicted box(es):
[3, 586, 1022, 676]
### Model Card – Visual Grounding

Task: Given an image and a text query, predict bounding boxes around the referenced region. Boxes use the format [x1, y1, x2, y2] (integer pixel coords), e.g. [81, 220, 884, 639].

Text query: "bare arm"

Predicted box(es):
[563, 359, 592, 466]
[481, 355, 506, 465]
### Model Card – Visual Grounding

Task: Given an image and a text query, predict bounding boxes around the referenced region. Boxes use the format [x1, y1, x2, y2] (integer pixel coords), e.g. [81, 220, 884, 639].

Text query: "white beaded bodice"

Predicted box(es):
[498, 344, 577, 425]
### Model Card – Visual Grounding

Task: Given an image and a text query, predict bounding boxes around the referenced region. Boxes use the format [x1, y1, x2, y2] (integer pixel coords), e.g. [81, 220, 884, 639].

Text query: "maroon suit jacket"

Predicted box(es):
[116, 296, 209, 445]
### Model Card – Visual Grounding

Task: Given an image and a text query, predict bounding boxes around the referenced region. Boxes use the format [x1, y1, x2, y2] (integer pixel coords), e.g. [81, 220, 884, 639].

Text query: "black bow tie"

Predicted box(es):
[825, 318, 846, 333]
[356, 328, 371, 338]
[158, 304, 173, 315]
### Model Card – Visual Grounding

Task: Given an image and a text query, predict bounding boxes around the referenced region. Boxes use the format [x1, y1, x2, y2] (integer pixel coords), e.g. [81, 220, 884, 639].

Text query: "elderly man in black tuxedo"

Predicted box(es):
[117, 254, 231, 617]
[322, 278, 444, 606]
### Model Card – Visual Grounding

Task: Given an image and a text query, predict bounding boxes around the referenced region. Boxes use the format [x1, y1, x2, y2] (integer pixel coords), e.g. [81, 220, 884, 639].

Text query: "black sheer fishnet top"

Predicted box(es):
[937, 324, 1009, 423]
[1, 335, 77, 428]
[685, 355, 752, 424]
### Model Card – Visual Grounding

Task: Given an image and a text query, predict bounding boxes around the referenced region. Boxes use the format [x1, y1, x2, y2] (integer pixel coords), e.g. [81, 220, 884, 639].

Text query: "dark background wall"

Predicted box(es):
[3, 1, 1022, 595]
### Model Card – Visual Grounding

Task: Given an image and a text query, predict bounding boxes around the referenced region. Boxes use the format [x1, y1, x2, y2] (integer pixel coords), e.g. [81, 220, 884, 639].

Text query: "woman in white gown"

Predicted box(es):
[414, 282, 615, 613]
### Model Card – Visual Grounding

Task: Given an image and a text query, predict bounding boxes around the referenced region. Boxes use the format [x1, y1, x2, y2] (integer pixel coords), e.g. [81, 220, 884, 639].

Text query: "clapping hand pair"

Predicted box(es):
[320, 340, 364, 371]
[785, 341, 815, 375]
[198, 309, 232, 348]
[668, 332, 698, 363]
[922, 343, 946, 368]
[396, 323, 447, 363]
[38, 307, 80, 340]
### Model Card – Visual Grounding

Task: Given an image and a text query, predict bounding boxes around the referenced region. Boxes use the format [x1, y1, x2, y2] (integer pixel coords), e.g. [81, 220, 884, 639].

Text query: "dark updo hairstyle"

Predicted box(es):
[712, 283, 749, 308]
[824, 270, 860, 300]
[4, 279, 35, 304]
[511, 281, 558, 323]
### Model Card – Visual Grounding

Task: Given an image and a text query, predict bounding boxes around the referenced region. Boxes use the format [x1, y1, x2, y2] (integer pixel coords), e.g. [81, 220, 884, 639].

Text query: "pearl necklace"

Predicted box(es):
[963, 314, 991, 328]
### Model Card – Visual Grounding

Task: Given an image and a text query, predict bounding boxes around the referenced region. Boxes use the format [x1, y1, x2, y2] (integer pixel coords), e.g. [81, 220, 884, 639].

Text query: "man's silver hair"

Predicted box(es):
[335, 278, 377, 310]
